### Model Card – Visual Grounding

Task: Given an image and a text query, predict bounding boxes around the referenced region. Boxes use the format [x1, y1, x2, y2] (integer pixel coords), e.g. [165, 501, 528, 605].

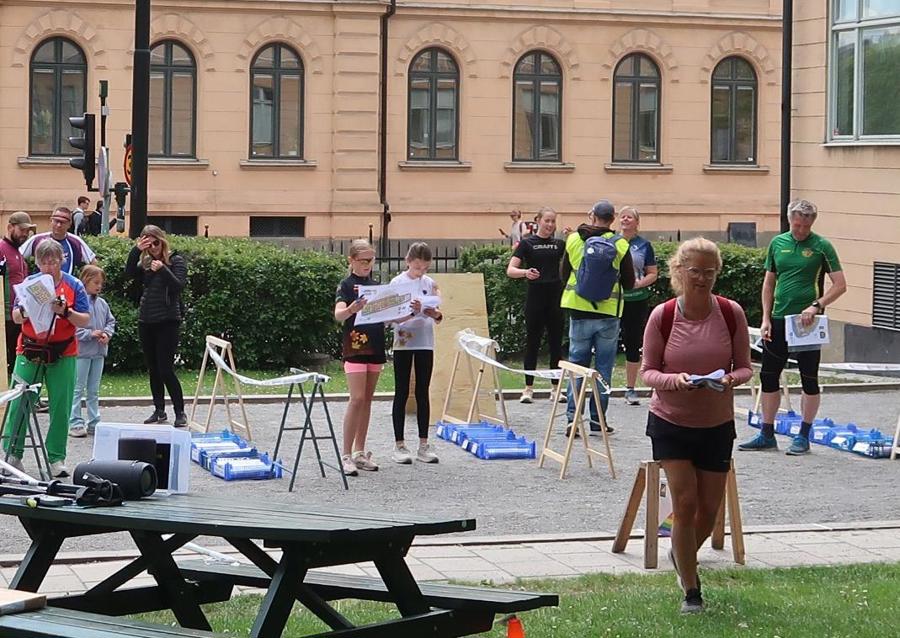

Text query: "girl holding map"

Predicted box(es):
[334, 239, 385, 476]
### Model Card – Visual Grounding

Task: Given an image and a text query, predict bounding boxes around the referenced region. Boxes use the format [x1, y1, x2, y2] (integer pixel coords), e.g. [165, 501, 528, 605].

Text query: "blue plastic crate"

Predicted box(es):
[850, 430, 893, 458]
[435, 420, 492, 442]
[469, 438, 536, 460]
[190, 431, 249, 464]
[210, 453, 283, 481]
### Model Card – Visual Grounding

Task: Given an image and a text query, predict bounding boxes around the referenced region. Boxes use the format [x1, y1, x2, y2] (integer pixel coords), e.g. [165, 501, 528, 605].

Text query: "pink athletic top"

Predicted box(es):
[641, 297, 752, 428]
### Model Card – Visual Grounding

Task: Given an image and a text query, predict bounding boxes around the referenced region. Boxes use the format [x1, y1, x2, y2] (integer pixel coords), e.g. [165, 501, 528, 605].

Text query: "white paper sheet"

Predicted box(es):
[785, 314, 830, 348]
[14, 275, 57, 336]
[353, 281, 418, 326]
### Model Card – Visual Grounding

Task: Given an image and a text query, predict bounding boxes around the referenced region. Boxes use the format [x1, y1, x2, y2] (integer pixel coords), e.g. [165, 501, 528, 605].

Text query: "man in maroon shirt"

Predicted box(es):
[1, 212, 36, 374]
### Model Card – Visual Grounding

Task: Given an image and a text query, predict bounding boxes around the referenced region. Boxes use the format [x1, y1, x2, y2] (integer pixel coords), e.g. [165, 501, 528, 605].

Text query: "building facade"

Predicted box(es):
[792, 1, 900, 361]
[0, 0, 783, 240]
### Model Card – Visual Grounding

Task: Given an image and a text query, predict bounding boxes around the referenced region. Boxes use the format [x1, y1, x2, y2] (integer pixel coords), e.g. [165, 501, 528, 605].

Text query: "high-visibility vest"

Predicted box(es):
[560, 231, 629, 317]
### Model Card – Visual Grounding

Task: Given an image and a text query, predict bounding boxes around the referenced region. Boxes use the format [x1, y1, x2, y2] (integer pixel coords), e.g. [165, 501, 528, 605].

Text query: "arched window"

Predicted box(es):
[612, 53, 660, 163]
[29, 37, 87, 156]
[513, 51, 561, 161]
[711, 56, 757, 164]
[150, 41, 196, 157]
[250, 43, 303, 159]
[408, 48, 459, 161]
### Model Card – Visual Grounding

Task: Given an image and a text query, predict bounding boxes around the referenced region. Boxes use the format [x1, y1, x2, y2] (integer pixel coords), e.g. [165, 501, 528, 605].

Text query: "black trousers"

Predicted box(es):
[5, 321, 20, 377]
[139, 320, 185, 413]
[523, 283, 564, 386]
[392, 350, 434, 441]
[620, 298, 649, 363]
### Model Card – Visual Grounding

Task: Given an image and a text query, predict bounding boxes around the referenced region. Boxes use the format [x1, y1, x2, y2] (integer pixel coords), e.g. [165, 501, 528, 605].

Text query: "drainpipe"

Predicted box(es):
[378, 0, 397, 255]
[779, 0, 793, 233]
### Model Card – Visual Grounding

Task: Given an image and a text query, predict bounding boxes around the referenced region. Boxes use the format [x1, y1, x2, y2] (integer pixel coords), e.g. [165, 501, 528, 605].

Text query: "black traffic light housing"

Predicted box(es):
[68, 113, 96, 190]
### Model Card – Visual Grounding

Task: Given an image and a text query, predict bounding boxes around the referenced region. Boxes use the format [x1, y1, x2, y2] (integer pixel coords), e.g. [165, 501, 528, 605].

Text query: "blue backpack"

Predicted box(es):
[575, 233, 623, 304]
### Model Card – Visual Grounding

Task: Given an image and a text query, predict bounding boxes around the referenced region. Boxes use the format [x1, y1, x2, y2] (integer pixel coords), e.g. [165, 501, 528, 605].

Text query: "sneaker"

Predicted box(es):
[352, 451, 379, 471]
[416, 444, 439, 464]
[737, 432, 778, 451]
[173, 413, 188, 428]
[786, 435, 811, 456]
[341, 454, 359, 476]
[392, 444, 413, 464]
[68, 426, 87, 438]
[681, 588, 704, 614]
[35, 400, 49, 414]
[2, 456, 25, 475]
[49, 461, 69, 478]
[557, 392, 568, 404]
[519, 388, 533, 404]
[624, 389, 640, 405]
[143, 410, 167, 424]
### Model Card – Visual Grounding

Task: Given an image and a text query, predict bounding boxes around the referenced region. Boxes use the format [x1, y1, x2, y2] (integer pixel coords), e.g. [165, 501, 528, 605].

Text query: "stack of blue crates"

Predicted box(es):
[745, 410, 893, 458]
[190, 430, 283, 480]
[435, 421, 536, 460]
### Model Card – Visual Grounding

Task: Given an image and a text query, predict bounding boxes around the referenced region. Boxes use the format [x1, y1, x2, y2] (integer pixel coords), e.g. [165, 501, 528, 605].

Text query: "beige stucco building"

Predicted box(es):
[791, 1, 900, 360]
[1, 0, 783, 241]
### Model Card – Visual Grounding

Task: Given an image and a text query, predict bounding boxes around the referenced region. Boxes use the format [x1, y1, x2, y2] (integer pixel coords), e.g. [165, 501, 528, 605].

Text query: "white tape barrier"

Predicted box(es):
[0, 383, 31, 407]
[205, 345, 330, 388]
[748, 327, 900, 373]
[455, 329, 611, 394]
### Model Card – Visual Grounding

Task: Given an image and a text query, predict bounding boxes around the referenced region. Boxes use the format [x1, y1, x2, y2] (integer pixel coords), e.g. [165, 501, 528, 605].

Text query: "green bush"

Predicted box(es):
[457, 240, 766, 355]
[85, 236, 346, 372]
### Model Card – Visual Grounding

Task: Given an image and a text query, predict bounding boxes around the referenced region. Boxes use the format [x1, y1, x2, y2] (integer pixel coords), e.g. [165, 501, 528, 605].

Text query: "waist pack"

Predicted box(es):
[22, 336, 73, 365]
[575, 233, 622, 303]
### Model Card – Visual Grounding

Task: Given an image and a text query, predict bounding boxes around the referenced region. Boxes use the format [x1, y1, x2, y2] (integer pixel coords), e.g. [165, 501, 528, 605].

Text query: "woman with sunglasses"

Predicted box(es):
[640, 238, 752, 614]
[125, 225, 188, 426]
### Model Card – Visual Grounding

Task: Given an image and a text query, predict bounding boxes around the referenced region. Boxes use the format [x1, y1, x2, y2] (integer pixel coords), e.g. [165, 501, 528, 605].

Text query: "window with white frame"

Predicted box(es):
[830, 1, 900, 140]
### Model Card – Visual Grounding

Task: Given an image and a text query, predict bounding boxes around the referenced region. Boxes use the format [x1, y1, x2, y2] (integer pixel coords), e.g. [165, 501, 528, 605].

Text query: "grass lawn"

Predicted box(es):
[102, 354, 825, 397]
[137, 563, 898, 637]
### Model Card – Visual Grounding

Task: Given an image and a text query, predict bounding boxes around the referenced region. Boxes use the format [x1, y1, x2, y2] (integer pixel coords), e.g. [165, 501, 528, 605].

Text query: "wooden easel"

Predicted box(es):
[537, 360, 615, 479]
[188, 335, 252, 441]
[612, 460, 745, 568]
[440, 344, 509, 428]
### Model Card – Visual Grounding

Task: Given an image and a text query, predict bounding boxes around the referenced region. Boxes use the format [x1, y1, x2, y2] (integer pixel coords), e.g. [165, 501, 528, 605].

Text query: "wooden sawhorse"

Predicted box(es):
[612, 460, 745, 568]
[537, 360, 615, 480]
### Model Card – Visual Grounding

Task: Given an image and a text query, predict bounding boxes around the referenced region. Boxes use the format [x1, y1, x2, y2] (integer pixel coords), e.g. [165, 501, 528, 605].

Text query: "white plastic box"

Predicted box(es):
[92, 423, 192, 494]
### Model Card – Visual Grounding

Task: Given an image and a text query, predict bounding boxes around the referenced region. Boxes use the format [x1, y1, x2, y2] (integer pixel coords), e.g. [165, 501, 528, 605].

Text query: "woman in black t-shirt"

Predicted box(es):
[505, 207, 566, 404]
[334, 239, 386, 477]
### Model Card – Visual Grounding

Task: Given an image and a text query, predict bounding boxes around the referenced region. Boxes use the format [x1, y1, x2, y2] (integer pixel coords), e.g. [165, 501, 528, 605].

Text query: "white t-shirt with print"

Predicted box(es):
[391, 271, 437, 351]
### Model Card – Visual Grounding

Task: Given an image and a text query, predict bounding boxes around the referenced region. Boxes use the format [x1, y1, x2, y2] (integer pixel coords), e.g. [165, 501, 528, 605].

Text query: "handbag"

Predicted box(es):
[21, 336, 73, 365]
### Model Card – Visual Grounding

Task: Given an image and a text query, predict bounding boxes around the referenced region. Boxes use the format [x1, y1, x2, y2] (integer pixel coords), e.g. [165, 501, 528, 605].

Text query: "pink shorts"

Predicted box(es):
[344, 362, 383, 374]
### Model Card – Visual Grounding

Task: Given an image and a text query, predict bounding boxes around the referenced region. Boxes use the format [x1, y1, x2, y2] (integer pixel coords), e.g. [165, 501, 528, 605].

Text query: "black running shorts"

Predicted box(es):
[646, 412, 735, 473]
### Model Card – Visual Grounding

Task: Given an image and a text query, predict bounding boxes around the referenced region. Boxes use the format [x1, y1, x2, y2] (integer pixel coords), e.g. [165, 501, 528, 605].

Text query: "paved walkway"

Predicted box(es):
[3, 521, 899, 596]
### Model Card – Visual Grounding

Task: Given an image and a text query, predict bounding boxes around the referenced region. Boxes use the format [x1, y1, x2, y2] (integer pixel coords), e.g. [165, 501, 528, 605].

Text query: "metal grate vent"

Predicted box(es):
[873, 262, 900, 331]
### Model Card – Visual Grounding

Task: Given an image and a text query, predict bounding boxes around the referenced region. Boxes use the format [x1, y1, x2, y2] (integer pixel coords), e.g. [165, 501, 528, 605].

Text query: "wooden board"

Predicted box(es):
[0, 588, 46, 615]
[431, 273, 495, 420]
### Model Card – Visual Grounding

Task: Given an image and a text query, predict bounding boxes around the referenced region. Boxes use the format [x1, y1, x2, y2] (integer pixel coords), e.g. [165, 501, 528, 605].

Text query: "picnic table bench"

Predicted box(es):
[0, 494, 557, 637]
[0, 607, 226, 638]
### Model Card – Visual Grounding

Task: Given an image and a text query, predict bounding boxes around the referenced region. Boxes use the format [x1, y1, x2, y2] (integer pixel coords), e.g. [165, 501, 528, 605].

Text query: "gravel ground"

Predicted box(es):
[2, 389, 898, 554]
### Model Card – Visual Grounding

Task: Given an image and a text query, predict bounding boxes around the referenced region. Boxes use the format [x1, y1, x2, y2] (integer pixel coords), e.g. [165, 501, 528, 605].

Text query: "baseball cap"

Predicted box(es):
[8, 211, 36, 229]
[589, 200, 616, 221]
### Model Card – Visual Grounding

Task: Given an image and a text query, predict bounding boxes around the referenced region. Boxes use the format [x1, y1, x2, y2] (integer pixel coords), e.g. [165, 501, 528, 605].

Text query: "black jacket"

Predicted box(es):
[125, 246, 187, 323]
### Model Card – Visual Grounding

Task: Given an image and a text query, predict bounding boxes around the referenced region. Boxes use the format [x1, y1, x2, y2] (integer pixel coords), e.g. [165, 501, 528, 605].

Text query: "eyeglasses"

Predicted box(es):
[142, 236, 161, 247]
[685, 266, 718, 279]
[50, 217, 71, 225]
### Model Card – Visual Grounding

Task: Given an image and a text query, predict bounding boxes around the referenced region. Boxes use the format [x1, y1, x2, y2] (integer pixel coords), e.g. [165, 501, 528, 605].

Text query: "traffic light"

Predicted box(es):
[68, 113, 96, 189]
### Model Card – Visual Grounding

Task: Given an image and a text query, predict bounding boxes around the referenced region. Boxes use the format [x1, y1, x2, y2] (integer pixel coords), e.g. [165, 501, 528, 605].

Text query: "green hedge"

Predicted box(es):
[457, 240, 766, 356]
[84, 236, 346, 372]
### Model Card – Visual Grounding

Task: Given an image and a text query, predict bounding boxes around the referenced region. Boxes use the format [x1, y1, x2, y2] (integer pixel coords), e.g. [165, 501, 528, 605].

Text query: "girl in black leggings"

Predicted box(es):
[506, 207, 566, 404]
[390, 243, 444, 464]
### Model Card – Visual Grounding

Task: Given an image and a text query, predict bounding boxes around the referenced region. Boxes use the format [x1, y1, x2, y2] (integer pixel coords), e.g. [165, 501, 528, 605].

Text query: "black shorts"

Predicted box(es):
[646, 412, 735, 473]
[760, 318, 821, 395]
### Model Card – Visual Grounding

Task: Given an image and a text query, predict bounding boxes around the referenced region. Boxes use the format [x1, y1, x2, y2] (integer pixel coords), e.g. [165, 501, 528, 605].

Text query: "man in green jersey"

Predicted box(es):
[739, 200, 847, 456]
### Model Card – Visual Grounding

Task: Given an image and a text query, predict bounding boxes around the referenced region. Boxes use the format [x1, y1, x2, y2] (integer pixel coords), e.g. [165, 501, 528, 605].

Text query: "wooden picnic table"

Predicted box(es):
[0, 494, 499, 638]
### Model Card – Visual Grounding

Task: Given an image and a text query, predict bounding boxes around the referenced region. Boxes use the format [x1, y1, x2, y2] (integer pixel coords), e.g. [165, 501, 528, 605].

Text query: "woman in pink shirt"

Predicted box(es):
[641, 238, 752, 614]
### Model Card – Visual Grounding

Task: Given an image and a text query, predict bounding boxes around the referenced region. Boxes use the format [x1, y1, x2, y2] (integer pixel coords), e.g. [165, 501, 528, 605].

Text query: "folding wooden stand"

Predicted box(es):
[188, 336, 252, 441]
[612, 460, 745, 569]
[440, 346, 509, 428]
[0, 377, 51, 481]
[537, 360, 615, 480]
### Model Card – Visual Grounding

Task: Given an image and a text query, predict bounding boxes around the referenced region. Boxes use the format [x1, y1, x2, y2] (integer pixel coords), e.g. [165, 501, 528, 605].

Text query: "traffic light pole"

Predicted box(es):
[129, 0, 151, 239]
